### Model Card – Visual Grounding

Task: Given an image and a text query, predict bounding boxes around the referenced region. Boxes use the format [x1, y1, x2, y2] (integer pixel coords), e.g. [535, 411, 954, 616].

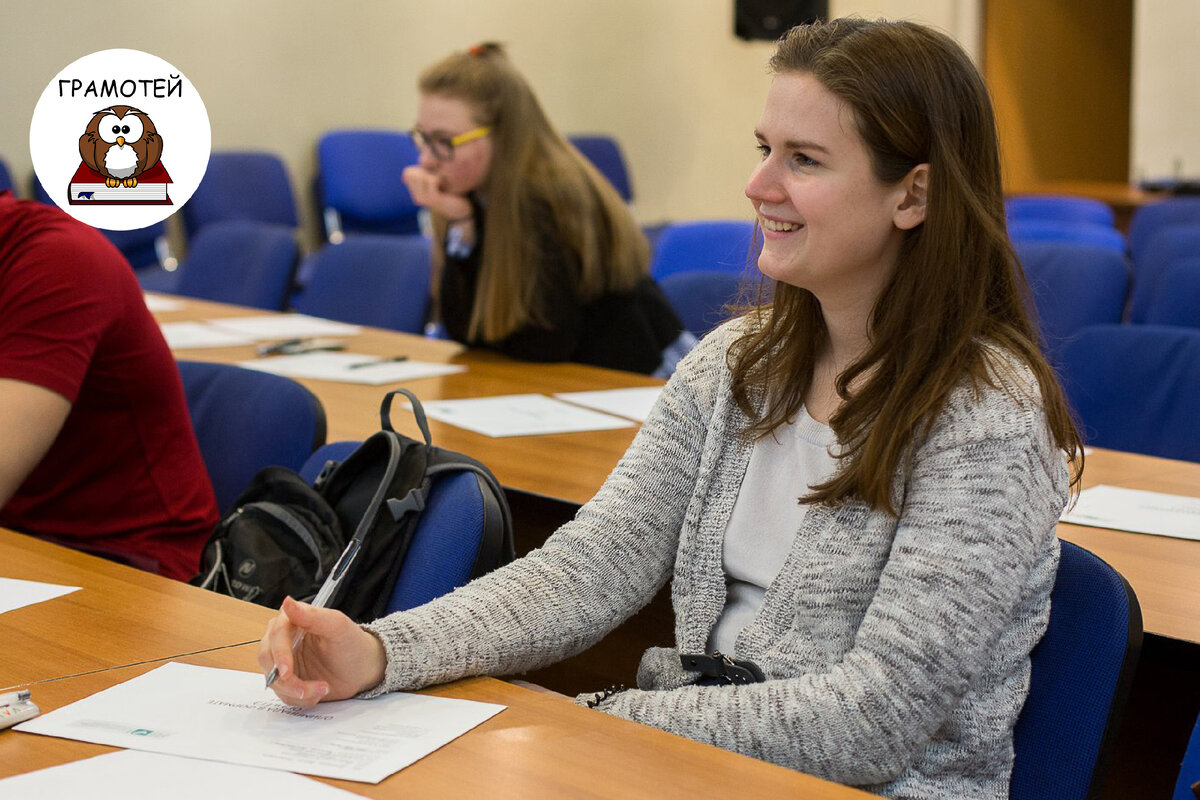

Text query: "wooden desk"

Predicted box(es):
[156, 296, 657, 506]
[1058, 448, 1200, 645]
[0, 529, 272, 690]
[0, 646, 871, 797]
[154, 297, 1200, 648]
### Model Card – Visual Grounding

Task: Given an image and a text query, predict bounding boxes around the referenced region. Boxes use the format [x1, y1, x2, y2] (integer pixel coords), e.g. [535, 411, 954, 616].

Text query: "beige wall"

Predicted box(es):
[2, 1, 973, 250]
[1131, 0, 1200, 182]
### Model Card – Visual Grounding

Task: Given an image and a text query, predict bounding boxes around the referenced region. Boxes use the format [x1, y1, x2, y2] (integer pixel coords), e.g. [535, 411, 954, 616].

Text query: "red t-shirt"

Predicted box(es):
[0, 192, 218, 580]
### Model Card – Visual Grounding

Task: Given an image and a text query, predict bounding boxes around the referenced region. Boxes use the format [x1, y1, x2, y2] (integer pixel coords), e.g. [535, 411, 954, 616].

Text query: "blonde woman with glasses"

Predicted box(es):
[403, 42, 692, 376]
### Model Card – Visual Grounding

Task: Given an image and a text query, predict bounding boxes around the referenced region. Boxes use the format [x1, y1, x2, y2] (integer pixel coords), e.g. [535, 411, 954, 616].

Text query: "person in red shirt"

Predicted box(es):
[0, 191, 218, 580]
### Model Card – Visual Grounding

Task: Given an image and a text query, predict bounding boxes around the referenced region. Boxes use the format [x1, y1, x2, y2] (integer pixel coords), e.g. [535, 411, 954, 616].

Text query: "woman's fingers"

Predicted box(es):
[269, 673, 330, 707]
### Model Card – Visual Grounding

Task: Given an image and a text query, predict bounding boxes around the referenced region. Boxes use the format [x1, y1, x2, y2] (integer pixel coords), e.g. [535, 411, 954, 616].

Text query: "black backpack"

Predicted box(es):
[191, 388, 515, 622]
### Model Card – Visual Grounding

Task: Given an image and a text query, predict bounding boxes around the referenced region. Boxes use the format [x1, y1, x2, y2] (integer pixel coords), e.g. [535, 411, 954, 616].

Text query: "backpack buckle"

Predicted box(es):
[386, 487, 427, 520]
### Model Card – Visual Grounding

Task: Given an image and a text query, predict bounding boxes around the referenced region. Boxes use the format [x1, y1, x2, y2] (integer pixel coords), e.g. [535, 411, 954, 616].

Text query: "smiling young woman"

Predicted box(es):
[261, 20, 1082, 799]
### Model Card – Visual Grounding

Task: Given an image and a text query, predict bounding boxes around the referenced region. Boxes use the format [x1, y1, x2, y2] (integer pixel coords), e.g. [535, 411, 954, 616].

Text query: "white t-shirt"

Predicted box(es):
[707, 407, 839, 655]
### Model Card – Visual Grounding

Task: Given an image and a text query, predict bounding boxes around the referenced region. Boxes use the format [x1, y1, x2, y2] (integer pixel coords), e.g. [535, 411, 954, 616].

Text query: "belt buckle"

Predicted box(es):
[680, 651, 765, 685]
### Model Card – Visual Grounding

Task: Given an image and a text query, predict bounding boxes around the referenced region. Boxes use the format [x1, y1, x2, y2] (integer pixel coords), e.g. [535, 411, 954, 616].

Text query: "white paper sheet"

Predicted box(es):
[239, 352, 466, 386]
[208, 314, 362, 340]
[554, 386, 663, 423]
[417, 394, 637, 437]
[0, 577, 80, 615]
[16, 662, 503, 784]
[0, 751, 364, 799]
[142, 293, 184, 312]
[159, 322, 258, 350]
[1060, 484, 1200, 541]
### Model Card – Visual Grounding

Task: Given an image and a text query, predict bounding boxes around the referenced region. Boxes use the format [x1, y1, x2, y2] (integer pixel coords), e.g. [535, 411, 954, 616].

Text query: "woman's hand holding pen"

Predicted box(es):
[258, 596, 387, 706]
[402, 166, 473, 222]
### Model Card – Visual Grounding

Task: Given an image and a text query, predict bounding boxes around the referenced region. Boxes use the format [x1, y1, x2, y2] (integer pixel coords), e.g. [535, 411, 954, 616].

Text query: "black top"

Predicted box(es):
[439, 200, 683, 375]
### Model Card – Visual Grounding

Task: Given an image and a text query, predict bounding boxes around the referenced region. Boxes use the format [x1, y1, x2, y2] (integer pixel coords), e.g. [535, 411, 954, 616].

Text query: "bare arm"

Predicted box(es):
[0, 378, 71, 508]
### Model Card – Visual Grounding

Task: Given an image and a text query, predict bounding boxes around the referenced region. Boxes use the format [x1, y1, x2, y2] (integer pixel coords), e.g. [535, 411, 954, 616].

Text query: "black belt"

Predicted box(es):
[680, 652, 765, 685]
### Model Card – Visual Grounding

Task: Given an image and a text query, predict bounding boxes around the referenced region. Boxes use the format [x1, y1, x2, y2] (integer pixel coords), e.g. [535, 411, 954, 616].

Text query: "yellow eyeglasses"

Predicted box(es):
[410, 126, 491, 162]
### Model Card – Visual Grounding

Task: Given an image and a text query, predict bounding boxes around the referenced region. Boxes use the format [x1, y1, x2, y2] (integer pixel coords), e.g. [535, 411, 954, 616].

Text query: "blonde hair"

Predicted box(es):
[729, 19, 1083, 514]
[420, 43, 649, 341]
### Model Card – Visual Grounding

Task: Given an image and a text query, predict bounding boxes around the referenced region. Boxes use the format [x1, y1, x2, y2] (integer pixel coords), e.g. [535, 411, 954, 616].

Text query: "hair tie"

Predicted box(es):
[468, 44, 488, 57]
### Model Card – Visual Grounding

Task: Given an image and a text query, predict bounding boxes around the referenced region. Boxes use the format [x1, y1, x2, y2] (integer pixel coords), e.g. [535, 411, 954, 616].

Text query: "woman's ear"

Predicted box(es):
[894, 163, 929, 230]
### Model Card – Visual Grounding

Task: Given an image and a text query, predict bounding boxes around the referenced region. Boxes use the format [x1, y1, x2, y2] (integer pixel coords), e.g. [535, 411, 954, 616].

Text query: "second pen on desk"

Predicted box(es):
[347, 356, 408, 370]
[258, 339, 347, 356]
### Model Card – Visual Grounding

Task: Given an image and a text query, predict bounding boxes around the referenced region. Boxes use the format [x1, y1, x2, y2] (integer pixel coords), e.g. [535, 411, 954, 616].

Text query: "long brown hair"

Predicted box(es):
[419, 43, 649, 341]
[729, 18, 1083, 514]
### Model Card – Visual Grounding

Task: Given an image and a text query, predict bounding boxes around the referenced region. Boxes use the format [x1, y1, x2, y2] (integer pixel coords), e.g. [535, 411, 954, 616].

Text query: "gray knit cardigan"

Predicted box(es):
[363, 321, 1067, 799]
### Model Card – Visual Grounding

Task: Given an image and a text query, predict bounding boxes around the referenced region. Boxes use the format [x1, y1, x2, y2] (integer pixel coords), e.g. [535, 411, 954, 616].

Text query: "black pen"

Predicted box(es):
[347, 356, 409, 369]
[257, 338, 347, 356]
[257, 338, 302, 355]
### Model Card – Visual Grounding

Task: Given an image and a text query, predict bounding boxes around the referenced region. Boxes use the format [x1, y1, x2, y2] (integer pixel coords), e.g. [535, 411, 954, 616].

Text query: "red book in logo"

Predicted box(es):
[68, 161, 173, 205]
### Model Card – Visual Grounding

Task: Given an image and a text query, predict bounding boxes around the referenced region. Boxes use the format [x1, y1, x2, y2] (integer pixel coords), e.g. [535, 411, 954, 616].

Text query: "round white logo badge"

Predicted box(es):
[29, 48, 210, 231]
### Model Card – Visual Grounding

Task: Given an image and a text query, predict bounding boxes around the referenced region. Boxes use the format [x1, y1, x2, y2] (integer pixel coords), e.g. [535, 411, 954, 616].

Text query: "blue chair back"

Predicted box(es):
[0, 157, 12, 193]
[1174, 711, 1200, 800]
[1146, 258, 1200, 328]
[290, 235, 431, 333]
[1129, 197, 1200, 266]
[298, 441, 504, 613]
[1057, 324, 1200, 462]
[183, 151, 298, 240]
[317, 130, 421, 240]
[568, 134, 633, 202]
[33, 174, 171, 271]
[1009, 218, 1126, 254]
[386, 470, 495, 612]
[660, 270, 745, 338]
[178, 361, 326, 514]
[1129, 224, 1200, 323]
[1007, 195, 1116, 227]
[650, 220, 759, 280]
[175, 221, 300, 311]
[1011, 540, 1142, 800]
[1015, 242, 1128, 355]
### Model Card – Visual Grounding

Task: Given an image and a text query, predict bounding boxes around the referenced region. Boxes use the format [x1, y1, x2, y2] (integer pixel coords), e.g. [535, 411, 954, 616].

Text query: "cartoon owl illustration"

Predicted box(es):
[78, 105, 162, 188]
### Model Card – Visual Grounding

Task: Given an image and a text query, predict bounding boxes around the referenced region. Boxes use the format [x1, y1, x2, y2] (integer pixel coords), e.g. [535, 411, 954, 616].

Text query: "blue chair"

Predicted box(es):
[174, 221, 300, 311]
[298, 440, 511, 614]
[660, 270, 745, 338]
[1008, 218, 1126, 254]
[183, 151, 298, 240]
[650, 220, 759, 280]
[1006, 195, 1116, 227]
[1057, 325, 1200, 462]
[290, 235, 431, 333]
[568, 134, 633, 203]
[1011, 540, 1142, 800]
[1129, 224, 1200, 323]
[33, 174, 175, 272]
[178, 361, 326, 514]
[1174, 711, 1200, 800]
[1146, 258, 1200, 328]
[1129, 197, 1200, 266]
[316, 130, 422, 242]
[1015, 242, 1128, 355]
[0, 157, 13, 193]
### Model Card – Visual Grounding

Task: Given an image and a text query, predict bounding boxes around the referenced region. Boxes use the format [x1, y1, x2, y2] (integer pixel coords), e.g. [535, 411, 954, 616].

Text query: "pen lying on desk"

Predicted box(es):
[257, 338, 347, 356]
[347, 356, 409, 369]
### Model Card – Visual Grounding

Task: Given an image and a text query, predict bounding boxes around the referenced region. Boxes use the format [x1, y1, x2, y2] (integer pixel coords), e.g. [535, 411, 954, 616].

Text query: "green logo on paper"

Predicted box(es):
[130, 728, 154, 736]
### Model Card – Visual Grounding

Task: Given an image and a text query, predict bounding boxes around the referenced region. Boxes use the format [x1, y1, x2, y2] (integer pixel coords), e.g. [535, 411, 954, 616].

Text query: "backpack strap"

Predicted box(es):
[381, 389, 432, 445]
